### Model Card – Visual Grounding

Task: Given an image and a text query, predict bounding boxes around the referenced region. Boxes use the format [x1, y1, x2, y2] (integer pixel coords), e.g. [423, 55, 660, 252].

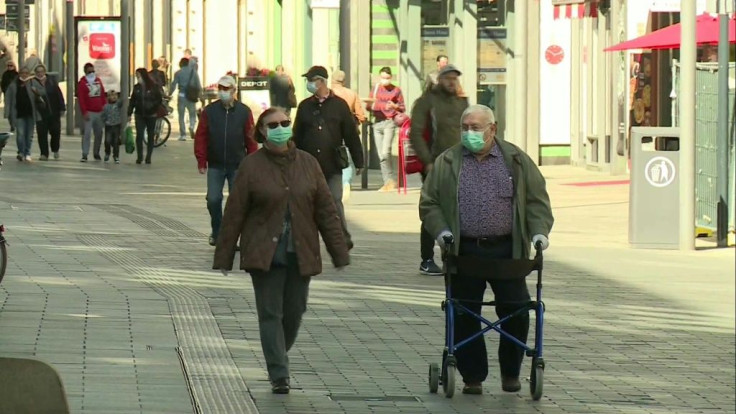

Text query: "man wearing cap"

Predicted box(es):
[409, 63, 469, 276]
[194, 75, 258, 246]
[293, 65, 364, 249]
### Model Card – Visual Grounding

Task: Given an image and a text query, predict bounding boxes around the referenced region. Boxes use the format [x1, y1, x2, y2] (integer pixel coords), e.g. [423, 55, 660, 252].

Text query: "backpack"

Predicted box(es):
[184, 71, 200, 102]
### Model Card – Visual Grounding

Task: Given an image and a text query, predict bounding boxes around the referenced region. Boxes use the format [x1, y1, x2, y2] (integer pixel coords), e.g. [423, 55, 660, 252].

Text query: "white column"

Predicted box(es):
[311, 8, 330, 69]
[513, 0, 527, 151]
[171, 0, 188, 63]
[679, 0, 697, 250]
[203, 0, 237, 84]
[281, 0, 296, 77]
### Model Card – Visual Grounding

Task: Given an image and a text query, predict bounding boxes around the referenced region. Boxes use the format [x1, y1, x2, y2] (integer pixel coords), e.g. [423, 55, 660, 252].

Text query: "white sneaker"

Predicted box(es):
[24, 155, 32, 162]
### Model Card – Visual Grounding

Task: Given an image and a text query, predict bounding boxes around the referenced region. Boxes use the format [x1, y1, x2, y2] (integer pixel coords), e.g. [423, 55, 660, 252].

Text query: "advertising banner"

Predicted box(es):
[477, 28, 507, 85]
[238, 77, 271, 120]
[76, 18, 122, 93]
[539, 0, 572, 145]
[421, 27, 450, 81]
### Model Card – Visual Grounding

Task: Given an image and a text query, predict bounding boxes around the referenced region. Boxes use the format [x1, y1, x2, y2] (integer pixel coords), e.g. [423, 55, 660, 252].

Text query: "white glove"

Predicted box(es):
[436, 229, 454, 248]
[532, 234, 549, 251]
[221, 269, 229, 276]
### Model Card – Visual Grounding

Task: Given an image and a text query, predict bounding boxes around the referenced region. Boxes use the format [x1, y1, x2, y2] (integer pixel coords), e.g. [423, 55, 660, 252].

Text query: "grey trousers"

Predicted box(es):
[82, 111, 104, 157]
[250, 253, 311, 381]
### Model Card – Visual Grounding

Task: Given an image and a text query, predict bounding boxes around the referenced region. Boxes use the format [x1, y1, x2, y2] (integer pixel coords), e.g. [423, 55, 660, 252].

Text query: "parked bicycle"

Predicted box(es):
[143, 96, 172, 148]
[0, 224, 8, 284]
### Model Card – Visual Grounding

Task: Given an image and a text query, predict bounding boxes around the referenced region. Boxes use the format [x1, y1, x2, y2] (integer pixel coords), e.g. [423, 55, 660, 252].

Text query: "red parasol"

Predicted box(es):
[605, 13, 736, 52]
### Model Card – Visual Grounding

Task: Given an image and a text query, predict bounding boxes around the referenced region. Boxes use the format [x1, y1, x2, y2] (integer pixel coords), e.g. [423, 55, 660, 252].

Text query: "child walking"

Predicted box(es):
[101, 90, 123, 163]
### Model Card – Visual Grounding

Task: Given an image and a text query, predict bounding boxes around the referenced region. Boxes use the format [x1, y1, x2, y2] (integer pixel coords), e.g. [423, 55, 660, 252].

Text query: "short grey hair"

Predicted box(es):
[461, 104, 496, 125]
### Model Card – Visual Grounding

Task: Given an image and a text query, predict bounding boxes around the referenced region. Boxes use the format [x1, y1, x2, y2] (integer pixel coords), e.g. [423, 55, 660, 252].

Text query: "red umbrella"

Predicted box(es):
[605, 13, 736, 51]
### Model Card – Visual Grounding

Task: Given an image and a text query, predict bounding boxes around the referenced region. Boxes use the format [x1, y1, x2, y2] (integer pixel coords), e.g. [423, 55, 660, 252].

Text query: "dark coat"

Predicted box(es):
[213, 142, 350, 277]
[128, 83, 163, 117]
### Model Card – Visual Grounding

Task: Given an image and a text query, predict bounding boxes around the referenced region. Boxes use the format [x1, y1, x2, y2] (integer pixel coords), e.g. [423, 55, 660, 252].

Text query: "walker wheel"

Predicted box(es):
[428, 363, 439, 393]
[442, 361, 456, 398]
[530, 358, 544, 400]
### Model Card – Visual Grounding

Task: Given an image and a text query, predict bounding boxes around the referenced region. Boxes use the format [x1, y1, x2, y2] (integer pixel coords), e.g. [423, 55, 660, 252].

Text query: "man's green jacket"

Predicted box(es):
[419, 139, 554, 259]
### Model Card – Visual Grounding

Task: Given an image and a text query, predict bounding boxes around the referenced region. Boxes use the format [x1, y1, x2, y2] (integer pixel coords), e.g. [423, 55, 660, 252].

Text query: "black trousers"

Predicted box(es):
[135, 115, 156, 162]
[104, 124, 121, 158]
[36, 115, 62, 157]
[449, 238, 530, 383]
[420, 171, 436, 261]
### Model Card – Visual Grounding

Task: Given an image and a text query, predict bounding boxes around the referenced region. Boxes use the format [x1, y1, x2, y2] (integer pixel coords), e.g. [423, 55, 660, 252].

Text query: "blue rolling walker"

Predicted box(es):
[428, 235, 546, 399]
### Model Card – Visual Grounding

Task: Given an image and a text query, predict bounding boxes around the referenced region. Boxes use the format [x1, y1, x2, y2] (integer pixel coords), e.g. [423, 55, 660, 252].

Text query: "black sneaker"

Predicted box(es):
[271, 378, 290, 394]
[104, 154, 110, 162]
[208, 235, 216, 246]
[80, 156, 88, 163]
[419, 259, 443, 276]
[93, 154, 102, 161]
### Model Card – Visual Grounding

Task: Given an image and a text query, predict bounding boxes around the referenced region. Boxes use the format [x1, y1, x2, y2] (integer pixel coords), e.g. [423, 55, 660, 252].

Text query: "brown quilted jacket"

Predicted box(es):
[212, 142, 349, 276]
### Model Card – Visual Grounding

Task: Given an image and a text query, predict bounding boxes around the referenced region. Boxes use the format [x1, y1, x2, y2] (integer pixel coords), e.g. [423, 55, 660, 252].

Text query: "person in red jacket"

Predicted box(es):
[194, 75, 258, 246]
[77, 62, 106, 162]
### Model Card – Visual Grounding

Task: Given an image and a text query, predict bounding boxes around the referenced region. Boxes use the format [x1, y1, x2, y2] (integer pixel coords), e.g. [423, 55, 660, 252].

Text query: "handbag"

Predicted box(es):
[335, 145, 350, 169]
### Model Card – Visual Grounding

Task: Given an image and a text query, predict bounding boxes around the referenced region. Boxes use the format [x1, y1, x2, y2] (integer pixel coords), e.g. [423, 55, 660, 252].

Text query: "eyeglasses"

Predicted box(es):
[266, 120, 291, 129]
[461, 123, 491, 132]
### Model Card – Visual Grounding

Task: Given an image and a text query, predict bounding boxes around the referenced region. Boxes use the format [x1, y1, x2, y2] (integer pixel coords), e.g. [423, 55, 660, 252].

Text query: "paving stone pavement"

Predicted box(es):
[0, 131, 733, 414]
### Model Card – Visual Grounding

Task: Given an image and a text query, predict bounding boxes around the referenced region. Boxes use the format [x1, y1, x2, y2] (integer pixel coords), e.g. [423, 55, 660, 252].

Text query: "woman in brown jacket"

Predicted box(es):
[213, 107, 350, 394]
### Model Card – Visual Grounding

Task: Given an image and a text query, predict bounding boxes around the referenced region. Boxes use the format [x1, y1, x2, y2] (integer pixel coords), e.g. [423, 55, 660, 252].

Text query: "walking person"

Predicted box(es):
[2, 61, 18, 131]
[32, 64, 66, 161]
[269, 65, 297, 116]
[331, 69, 366, 201]
[101, 91, 123, 164]
[293, 66, 364, 249]
[194, 75, 258, 246]
[367, 67, 405, 192]
[77, 62, 106, 162]
[5, 67, 39, 161]
[419, 104, 553, 395]
[409, 64, 469, 276]
[149, 59, 167, 91]
[127, 68, 163, 165]
[169, 57, 200, 141]
[213, 107, 350, 394]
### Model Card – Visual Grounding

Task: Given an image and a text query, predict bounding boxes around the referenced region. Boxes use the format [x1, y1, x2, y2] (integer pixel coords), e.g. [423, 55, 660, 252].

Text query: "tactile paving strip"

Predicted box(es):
[78, 234, 258, 414]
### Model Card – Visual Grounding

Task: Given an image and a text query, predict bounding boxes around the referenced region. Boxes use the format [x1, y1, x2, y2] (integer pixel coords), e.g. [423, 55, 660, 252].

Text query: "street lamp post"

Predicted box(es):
[65, 0, 74, 135]
[679, 0, 697, 250]
[716, 0, 730, 247]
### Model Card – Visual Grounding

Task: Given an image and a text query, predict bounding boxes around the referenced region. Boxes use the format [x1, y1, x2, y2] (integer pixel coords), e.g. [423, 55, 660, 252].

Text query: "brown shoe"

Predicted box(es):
[501, 376, 521, 392]
[462, 382, 482, 395]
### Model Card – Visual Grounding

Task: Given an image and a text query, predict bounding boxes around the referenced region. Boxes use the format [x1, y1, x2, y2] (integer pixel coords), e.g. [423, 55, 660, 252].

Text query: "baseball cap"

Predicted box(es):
[332, 70, 346, 83]
[302, 65, 329, 80]
[217, 75, 236, 89]
[438, 64, 462, 78]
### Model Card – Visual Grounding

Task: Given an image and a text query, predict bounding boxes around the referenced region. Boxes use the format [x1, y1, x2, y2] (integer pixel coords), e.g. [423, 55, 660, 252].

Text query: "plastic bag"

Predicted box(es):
[125, 125, 135, 154]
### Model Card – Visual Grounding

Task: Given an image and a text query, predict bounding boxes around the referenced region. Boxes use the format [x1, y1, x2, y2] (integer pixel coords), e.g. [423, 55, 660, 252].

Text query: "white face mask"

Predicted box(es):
[380, 78, 391, 86]
[218, 91, 233, 102]
[85, 72, 96, 82]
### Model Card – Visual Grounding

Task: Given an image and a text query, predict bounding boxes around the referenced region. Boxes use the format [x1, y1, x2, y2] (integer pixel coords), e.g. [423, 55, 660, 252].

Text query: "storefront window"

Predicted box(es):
[421, 0, 448, 26]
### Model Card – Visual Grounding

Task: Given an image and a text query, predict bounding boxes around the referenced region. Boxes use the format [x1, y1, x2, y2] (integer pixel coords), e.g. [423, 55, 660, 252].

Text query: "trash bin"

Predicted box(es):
[629, 127, 681, 249]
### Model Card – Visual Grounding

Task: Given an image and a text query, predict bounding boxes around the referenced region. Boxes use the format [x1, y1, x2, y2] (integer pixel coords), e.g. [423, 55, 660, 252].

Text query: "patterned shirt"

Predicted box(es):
[101, 101, 123, 126]
[458, 144, 514, 238]
[369, 83, 405, 121]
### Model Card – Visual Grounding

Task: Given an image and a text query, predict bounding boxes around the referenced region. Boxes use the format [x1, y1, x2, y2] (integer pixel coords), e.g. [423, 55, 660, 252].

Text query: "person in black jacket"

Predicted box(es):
[1, 61, 18, 131]
[31, 65, 66, 161]
[128, 68, 163, 164]
[293, 65, 364, 249]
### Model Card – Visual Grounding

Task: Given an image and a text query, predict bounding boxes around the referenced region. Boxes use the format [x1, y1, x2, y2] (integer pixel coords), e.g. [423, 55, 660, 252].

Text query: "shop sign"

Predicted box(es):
[477, 28, 507, 85]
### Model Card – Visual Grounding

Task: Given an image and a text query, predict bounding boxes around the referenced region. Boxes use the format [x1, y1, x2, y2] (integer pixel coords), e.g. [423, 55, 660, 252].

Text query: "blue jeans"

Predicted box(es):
[177, 97, 197, 136]
[15, 116, 35, 157]
[207, 166, 238, 239]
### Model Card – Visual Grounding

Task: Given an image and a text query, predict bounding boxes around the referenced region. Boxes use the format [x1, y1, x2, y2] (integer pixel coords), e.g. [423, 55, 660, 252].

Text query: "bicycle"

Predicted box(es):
[0, 224, 8, 284]
[143, 96, 172, 148]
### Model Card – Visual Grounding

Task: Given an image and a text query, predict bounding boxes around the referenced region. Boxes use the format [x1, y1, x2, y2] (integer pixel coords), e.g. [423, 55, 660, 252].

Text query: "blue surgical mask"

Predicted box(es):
[267, 126, 292, 145]
[306, 82, 318, 94]
[461, 130, 487, 153]
[85, 72, 96, 83]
